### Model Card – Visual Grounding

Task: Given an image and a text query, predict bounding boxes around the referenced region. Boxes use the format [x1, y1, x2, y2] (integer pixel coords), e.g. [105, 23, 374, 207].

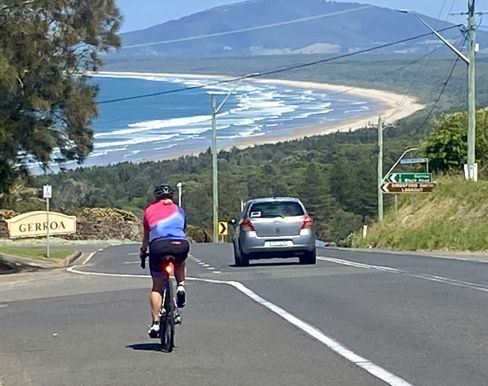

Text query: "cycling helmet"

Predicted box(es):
[154, 183, 175, 199]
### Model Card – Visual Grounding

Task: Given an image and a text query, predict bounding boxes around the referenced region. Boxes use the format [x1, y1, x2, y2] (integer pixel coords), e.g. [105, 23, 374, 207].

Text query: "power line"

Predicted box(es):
[324, 45, 446, 102]
[99, 25, 463, 105]
[121, 5, 373, 50]
[419, 37, 467, 130]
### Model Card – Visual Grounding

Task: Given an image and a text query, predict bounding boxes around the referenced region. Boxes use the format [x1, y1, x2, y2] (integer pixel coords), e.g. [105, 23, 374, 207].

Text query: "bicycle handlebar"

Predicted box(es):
[140, 252, 149, 269]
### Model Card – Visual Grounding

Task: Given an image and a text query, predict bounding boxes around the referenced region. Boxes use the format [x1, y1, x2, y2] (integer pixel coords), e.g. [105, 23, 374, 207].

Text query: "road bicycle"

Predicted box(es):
[141, 253, 180, 353]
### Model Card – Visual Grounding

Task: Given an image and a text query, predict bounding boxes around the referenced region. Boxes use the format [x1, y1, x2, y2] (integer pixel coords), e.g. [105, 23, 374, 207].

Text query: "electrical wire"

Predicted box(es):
[121, 5, 373, 50]
[99, 25, 463, 105]
[419, 36, 468, 130]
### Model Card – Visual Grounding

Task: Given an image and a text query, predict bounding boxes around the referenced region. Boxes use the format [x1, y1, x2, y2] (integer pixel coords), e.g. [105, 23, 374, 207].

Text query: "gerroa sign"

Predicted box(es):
[5, 211, 77, 238]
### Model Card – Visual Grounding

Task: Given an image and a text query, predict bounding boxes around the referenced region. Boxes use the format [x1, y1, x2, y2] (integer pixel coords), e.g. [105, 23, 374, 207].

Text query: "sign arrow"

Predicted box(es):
[218, 221, 228, 236]
[381, 182, 436, 194]
[388, 173, 399, 183]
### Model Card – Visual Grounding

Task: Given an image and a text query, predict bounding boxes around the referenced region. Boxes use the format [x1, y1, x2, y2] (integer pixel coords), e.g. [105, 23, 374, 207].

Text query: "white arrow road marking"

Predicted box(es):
[67, 265, 412, 386]
[318, 257, 488, 293]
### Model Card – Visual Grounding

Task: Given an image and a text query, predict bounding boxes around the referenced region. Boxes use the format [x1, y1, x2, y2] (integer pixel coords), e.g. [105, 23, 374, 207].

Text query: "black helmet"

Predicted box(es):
[154, 184, 175, 199]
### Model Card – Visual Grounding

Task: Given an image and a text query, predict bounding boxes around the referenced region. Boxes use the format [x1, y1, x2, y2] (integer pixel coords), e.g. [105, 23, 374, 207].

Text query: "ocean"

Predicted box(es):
[50, 73, 379, 169]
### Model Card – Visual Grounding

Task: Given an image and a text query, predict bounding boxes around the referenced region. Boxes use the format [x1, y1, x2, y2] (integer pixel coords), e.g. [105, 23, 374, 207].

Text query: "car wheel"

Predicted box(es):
[299, 249, 316, 265]
[234, 243, 250, 267]
[233, 243, 243, 266]
[240, 251, 250, 267]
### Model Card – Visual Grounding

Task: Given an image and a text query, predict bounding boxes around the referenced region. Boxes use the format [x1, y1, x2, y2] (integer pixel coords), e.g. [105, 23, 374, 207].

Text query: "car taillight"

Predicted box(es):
[301, 215, 313, 229]
[241, 219, 255, 232]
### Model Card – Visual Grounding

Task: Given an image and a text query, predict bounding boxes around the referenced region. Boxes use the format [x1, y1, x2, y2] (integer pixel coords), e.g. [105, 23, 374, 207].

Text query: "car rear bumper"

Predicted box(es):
[239, 231, 315, 256]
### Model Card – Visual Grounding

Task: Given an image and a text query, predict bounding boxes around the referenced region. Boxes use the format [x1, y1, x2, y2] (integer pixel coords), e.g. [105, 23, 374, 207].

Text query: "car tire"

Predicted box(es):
[234, 243, 250, 267]
[299, 249, 316, 265]
[233, 243, 242, 266]
[240, 251, 250, 267]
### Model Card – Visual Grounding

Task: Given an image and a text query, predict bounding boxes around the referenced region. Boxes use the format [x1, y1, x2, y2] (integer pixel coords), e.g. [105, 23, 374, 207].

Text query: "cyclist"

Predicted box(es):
[139, 183, 189, 338]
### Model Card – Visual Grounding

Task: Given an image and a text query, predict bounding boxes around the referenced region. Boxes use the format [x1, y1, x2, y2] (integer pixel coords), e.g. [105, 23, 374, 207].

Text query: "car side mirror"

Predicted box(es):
[229, 218, 237, 226]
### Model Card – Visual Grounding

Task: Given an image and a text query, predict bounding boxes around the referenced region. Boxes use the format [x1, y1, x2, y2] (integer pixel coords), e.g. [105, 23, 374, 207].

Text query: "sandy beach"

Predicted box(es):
[96, 71, 425, 160]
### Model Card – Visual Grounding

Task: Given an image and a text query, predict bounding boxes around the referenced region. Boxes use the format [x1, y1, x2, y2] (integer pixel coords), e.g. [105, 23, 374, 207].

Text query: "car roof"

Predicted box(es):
[246, 197, 302, 204]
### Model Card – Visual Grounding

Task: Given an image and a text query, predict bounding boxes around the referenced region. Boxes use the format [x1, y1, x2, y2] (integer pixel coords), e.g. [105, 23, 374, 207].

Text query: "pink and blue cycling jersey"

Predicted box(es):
[143, 201, 186, 242]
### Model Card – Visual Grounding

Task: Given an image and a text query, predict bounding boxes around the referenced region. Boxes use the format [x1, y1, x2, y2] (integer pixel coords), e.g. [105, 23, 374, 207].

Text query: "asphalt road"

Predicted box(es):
[1, 244, 487, 385]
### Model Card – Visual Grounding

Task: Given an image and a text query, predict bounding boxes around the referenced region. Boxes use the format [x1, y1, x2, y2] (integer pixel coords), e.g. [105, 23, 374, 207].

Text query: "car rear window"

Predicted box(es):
[248, 202, 304, 218]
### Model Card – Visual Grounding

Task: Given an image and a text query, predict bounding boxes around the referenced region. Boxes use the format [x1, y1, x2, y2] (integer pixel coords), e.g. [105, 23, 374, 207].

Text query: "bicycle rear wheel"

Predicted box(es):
[160, 277, 175, 352]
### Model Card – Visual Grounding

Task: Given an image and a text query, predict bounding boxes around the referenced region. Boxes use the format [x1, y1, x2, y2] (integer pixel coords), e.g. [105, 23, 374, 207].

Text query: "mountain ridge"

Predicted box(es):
[116, 0, 487, 57]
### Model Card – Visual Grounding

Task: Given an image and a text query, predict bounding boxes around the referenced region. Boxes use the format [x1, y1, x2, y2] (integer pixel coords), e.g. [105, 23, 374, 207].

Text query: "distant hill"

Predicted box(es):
[116, 0, 488, 57]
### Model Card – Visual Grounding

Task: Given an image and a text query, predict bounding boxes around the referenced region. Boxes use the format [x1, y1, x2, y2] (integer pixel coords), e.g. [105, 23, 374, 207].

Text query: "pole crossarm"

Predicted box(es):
[398, 10, 469, 64]
[215, 72, 259, 114]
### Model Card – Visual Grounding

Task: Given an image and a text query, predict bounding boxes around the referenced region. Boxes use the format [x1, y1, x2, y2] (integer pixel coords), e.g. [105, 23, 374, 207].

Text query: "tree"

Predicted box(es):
[0, 0, 121, 194]
[421, 109, 488, 173]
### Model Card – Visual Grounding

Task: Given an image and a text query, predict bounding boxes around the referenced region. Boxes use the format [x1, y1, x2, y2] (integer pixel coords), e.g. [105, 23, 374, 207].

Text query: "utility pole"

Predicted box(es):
[211, 95, 219, 243]
[466, 0, 477, 180]
[377, 116, 384, 221]
[209, 74, 255, 242]
[399, 2, 478, 180]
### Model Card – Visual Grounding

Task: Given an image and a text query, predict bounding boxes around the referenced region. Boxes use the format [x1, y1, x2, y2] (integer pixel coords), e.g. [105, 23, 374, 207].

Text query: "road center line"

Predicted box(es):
[318, 256, 488, 293]
[67, 266, 412, 386]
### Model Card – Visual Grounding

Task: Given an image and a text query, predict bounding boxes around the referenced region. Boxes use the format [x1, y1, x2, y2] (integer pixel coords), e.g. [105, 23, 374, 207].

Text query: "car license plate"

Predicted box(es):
[266, 241, 292, 247]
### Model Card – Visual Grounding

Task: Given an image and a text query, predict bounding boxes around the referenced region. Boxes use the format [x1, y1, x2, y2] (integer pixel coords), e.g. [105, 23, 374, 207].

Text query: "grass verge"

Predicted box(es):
[354, 176, 488, 251]
[0, 246, 76, 260]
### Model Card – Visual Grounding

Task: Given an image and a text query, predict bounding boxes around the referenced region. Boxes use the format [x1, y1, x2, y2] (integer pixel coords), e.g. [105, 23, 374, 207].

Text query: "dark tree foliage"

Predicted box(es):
[0, 0, 121, 194]
[422, 109, 488, 173]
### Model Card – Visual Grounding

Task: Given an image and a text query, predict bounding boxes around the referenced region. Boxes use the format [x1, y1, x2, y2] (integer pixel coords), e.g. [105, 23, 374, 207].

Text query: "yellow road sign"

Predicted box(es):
[218, 221, 228, 236]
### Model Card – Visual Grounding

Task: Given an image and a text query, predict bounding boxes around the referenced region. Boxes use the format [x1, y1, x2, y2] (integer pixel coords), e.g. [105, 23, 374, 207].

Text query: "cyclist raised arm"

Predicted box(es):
[139, 183, 189, 338]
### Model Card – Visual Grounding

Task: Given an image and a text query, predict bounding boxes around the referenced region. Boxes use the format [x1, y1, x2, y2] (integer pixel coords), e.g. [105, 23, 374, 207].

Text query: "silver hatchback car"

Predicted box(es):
[232, 197, 316, 266]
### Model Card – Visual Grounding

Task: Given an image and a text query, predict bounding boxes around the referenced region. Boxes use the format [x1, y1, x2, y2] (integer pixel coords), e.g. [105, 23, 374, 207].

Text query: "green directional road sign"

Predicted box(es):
[387, 173, 432, 183]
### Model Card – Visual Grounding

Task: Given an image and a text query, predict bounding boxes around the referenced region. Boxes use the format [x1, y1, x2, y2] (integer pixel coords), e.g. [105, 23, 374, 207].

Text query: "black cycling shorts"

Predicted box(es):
[149, 238, 189, 275]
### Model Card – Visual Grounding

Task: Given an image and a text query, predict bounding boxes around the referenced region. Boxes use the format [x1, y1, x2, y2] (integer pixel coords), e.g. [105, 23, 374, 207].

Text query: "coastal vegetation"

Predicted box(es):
[1, 106, 482, 245]
[0, 0, 121, 195]
[1, 6, 488, 246]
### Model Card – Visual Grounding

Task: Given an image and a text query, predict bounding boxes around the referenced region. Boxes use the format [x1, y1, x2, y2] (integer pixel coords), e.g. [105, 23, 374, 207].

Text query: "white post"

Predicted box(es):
[43, 184, 52, 258]
[46, 197, 50, 259]
[362, 225, 368, 239]
[176, 182, 182, 207]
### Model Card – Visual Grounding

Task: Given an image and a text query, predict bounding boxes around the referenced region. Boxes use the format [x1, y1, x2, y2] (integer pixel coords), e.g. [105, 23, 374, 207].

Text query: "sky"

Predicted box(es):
[116, 0, 474, 33]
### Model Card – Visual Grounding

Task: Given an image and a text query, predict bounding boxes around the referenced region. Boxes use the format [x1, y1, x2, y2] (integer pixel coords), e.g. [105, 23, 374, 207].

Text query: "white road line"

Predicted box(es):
[226, 280, 413, 386]
[67, 267, 412, 385]
[128, 252, 139, 256]
[213, 271, 222, 274]
[318, 256, 488, 293]
[0, 304, 8, 308]
[207, 267, 215, 270]
[202, 264, 210, 267]
[68, 267, 149, 278]
[82, 250, 101, 265]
